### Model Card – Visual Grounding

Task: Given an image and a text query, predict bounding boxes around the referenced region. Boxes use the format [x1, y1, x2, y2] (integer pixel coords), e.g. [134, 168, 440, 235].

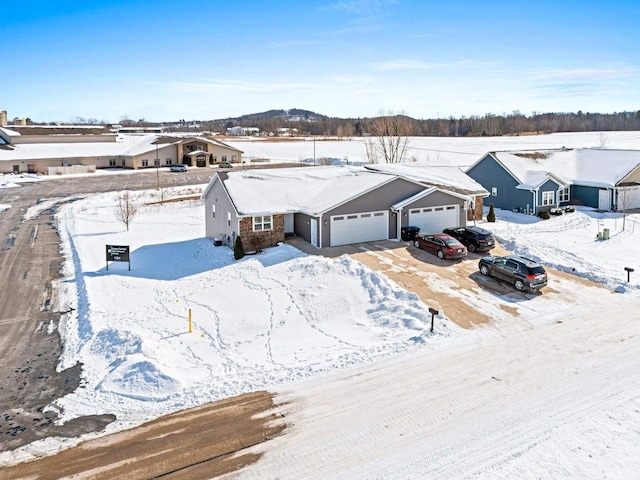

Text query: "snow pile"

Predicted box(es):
[51, 190, 461, 430]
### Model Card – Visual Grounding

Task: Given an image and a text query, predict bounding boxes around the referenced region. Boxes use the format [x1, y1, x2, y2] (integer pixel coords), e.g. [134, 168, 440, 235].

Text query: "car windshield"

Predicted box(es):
[444, 238, 462, 246]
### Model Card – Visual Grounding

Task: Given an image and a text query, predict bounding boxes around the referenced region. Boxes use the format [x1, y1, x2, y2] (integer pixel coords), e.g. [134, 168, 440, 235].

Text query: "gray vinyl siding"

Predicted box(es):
[203, 176, 239, 245]
[571, 185, 602, 208]
[400, 190, 467, 228]
[320, 178, 425, 246]
[467, 154, 533, 213]
[293, 213, 315, 244]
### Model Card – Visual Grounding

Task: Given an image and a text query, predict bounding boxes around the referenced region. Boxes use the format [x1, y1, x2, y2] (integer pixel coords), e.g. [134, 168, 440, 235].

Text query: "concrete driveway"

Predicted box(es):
[286, 236, 604, 329]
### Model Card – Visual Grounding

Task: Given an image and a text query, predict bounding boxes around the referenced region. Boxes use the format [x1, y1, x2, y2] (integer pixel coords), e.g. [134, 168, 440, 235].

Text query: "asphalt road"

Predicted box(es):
[0, 169, 215, 452]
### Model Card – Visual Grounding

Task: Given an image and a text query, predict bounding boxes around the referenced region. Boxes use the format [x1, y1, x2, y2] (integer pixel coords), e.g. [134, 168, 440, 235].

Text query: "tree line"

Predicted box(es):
[223, 110, 640, 138]
[43, 110, 640, 138]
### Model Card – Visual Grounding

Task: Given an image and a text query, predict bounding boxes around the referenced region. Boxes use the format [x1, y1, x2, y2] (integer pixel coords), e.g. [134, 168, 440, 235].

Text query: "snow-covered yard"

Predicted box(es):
[2, 131, 640, 476]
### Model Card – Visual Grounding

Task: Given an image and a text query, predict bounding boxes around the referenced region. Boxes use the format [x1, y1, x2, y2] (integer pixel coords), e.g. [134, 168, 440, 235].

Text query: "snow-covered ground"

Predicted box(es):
[1, 133, 640, 477]
[226, 131, 640, 167]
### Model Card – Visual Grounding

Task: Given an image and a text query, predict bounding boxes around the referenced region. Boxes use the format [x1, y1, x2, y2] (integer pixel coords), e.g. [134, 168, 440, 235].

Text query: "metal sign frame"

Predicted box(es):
[106, 245, 131, 271]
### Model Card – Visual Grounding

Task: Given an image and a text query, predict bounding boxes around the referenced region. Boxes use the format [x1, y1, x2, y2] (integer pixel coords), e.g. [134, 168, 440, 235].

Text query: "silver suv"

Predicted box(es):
[170, 164, 187, 172]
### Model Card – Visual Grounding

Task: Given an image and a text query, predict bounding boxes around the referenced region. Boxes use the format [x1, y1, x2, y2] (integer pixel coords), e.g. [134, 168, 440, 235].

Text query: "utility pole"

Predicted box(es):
[155, 142, 160, 190]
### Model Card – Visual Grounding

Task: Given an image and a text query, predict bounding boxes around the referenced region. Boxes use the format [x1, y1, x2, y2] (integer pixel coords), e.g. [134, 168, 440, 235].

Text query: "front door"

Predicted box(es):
[12, 165, 19, 174]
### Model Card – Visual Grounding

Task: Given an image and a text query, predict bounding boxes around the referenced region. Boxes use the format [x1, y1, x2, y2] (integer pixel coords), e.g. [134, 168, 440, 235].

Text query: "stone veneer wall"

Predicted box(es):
[467, 195, 485, 221]
[239, 215, 285, 251]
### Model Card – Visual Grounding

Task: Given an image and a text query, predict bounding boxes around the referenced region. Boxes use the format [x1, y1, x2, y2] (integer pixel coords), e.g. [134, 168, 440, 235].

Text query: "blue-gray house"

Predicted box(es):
[466, 149, 640, 214]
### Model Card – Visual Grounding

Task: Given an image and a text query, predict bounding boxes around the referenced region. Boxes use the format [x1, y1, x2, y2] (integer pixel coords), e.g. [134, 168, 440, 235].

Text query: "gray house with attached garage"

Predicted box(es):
[201, 165, 480, 250]
[466, 149, 640, 214]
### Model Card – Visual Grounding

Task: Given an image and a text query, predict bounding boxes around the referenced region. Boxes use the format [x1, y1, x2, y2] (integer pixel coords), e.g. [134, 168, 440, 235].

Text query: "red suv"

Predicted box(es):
[413, 233, 468, 259]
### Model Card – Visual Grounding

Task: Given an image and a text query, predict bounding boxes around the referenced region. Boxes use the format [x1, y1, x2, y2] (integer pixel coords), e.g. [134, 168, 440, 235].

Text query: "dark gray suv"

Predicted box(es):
[478, 255, 547, 292]
[443, 226, 495, 253]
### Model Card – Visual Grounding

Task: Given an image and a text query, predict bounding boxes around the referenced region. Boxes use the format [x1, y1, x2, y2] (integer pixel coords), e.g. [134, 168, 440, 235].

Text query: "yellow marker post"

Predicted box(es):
[188, 308, 192, 333]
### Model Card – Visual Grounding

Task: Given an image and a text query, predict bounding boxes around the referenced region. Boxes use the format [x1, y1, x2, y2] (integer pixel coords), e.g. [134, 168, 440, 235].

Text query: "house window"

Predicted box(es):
[542, 191, 554, 206]
[227, 212, 231, 227]
[121, 159, 126, 166]
[166, 158, 172, 166]
[154, 159, 160, 166]
[222, 155, 227, 162]
[109, 159, 116, 166]
[212, 155, 217, 163]
[558, 187, 569, 203]
[231, 155, 237, 162]
[142, 159, 149, 167]
[212, 205, 216, 218]
[491, 187, 498, 196]
[253, 215, 272, 231]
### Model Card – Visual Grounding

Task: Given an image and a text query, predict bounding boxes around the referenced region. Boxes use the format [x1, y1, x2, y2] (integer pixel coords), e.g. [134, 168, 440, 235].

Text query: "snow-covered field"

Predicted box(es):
[1, 132, 640, 477]
[226, 131, 640, 167]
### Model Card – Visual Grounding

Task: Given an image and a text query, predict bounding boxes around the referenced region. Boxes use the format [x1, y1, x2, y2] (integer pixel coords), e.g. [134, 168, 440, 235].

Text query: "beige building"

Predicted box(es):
[0, 126, 243, 175]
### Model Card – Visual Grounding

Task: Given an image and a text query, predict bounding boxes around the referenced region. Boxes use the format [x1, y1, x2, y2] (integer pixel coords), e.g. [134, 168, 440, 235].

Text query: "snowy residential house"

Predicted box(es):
[201, 165, 483, 250]
[466, 148, 640, 213]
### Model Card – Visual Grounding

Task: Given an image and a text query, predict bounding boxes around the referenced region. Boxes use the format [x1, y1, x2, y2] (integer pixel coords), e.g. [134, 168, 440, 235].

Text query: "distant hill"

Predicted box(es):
[217, 109, 329, 123]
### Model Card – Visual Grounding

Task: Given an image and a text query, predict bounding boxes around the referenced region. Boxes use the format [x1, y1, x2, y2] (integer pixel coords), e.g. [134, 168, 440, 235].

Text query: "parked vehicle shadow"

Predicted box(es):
[468, 271, 542, 301]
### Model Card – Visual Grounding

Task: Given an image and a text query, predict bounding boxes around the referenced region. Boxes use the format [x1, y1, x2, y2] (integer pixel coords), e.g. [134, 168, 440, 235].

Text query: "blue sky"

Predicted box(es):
[2, 0, 639, 123]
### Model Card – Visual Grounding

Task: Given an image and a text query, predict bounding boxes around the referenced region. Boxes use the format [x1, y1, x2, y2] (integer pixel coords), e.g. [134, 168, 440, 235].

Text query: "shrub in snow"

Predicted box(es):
[487, 203, 496, 223]
[234, 235, 245, 260]
[538, 210, 551, 220]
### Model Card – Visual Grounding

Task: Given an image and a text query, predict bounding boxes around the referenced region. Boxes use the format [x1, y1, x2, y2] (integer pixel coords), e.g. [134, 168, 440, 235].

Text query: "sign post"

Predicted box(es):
[106, 245, 131, 271]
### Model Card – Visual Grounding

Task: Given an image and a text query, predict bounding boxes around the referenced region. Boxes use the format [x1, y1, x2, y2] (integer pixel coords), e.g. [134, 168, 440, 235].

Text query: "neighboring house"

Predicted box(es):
[0, 128, 243, 174]
[226, 126, 259, 136]
[466, 149, 640, 213]
[201, 165, 476, 250]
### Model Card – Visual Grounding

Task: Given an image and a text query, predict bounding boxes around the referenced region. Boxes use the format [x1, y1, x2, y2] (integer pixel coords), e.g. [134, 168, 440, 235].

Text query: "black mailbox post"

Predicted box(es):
[428, 307, 439, 333]
[625, 267, 634, 283]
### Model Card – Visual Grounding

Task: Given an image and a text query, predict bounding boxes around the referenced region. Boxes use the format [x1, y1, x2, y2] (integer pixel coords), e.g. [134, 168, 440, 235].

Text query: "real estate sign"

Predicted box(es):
[106, 245, 130, 270]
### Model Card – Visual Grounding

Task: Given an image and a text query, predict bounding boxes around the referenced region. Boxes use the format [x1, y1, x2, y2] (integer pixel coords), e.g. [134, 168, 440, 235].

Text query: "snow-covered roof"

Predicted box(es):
[185, 149, 208, 156]
[218, 165, 397, 216]
[482, 149, 640, 189]
[365, 162, 488, 196]
[0, 135, 185, 162]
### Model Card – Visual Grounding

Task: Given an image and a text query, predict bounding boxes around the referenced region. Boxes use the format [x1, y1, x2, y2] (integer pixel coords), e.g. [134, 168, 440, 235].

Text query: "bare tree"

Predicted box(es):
[115, 192, 138, 231]
[364, 111, 413, 163]
[617, 187, 633, 231]
[597, 132, 608, 148]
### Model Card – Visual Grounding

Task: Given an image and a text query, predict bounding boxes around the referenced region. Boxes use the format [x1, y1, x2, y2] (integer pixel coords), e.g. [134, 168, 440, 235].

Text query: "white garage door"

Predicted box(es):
[618, 186, 640, 209]
[408, 204, 460, 234]
[330, 211, 388, 246]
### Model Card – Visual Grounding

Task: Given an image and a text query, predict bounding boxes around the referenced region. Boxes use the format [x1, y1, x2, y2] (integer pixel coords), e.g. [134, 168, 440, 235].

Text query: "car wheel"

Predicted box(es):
[480, 264, 489, 276]
[437, 250, 445, 259]
[413, 240, 420, 248]
[514, 279, 525, 291]
[468, 243, 477, 253]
